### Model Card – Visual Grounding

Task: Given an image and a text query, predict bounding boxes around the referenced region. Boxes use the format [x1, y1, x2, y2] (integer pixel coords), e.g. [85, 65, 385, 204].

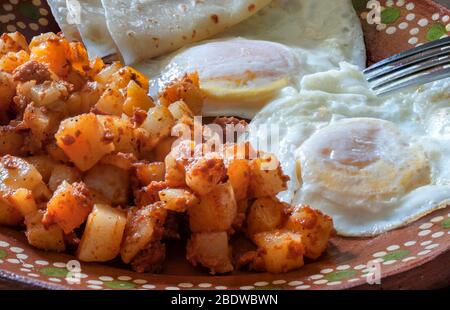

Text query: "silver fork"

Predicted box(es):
[364, 36, 450, 96]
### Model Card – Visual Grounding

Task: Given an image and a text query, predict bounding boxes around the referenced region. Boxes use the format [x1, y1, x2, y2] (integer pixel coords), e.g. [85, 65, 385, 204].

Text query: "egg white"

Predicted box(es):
[248, 62, 450, 236]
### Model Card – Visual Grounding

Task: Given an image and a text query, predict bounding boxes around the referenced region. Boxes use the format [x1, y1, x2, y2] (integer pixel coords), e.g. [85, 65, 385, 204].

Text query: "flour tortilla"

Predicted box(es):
[101, 0, 272, 65]
[72, 0, 117, 58]
[47, 0, 81, 41]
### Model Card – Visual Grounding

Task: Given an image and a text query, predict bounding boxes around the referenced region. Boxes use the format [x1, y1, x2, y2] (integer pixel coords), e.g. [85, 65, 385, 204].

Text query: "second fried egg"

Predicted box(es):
[248, 63, 450, 236]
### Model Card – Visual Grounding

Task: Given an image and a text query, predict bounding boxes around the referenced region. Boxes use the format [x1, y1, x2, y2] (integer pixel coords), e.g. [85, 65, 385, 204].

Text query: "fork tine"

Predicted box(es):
[367, 54, 450, 89]
[364, 36, 450, 78]
[371, 64, 450, 96]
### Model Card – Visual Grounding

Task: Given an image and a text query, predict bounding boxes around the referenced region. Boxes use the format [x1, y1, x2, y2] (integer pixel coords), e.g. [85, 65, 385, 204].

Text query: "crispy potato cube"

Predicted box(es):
[164, 153, 187, 187]
[94, 87, 125, 116]
[0, 32, 29, 56]
[159, 188, 198, 213]
[187, 232, 233, 274]
[188, 182, 237, 233]
[0, 50, 29, 73]
[123, 80, 154, 117]
[55, 113, 115, 171]
[252, 230, 305, 274]
[140, 106, 175, 151]
[227, 159, 250, 201]
[0, 199, 22, 226]
[0, 155, 46, 194]
[247, 197, 287, 237]
[25, 210, 65, 252]
[48, 164, 81, 192]
[43, 181, 93, 234]
[94, 62, 122, 87]
[6, 188, 37, 217]
[159, 72, 203, 115]
[284, 205, 333, 259]
[97, 115, 139, 155]
[120, 202, 167, 264]
[249, 153, 289, 198]
[76, 204, 127, 262]
[84, 164, 130, 206]
[185, 153, 226, 196]
[134, 162, 165, 185]
[29, 33, 70, 77]
[29, 81, 70, 108]
[168, 100, 194, 120]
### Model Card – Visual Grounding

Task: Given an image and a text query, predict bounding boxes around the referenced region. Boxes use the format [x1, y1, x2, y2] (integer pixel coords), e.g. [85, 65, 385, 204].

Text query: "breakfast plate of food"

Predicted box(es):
[0, 0, 449, 290]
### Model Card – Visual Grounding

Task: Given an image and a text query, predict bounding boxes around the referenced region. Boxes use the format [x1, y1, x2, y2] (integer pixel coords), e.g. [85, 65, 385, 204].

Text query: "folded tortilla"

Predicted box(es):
[72, 0, 118, 58]
[101, 0, 272, 65]
[47, 0, 81, 42]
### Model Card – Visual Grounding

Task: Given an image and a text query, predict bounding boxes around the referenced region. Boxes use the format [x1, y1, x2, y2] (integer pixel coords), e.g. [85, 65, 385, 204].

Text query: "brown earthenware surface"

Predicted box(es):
[0, 0, 449, 290]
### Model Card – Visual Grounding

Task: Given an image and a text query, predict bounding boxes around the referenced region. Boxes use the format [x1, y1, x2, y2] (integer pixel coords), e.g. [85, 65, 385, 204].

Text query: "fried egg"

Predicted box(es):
[248, 63, 450, 236]
[135, 0, 365, 118]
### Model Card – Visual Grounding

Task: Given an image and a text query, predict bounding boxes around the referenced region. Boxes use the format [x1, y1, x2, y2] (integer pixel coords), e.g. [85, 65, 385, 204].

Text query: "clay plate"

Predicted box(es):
[0, 0, 449, 290]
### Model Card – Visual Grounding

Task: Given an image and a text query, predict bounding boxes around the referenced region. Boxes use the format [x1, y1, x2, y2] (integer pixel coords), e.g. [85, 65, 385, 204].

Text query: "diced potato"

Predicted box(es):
[25, 210, 65, 252]
[67, 42, 90, 75]
[159, 72, 203, 115]
[123, 80, 154, 117]
[120, 202, 167, 264]
[94, 87, 125, 116]
[97, 115, 139, 155]
[55, 113, 115, 171]
[29, 33, 70, 77]
[135, 180, 167, 207]
[153, 136, 177, 162]
[76, 204, 127, 262]
[187, 232, 233, 274]
[134, 162, 165, 185]
[247, 197, 287, 237]
[0, 50, 29, 73]
[140, 106, 175, 151]
[227, 159, 250, 201]
[0, 128, 24, 156]
[24, 155, 57, 183]
[48, 164, 81, 192]
[0, 32, 29, 56]
[0, 199, 22, 226]
[188, 182, 237, 233]
[185, 153, 226, 196]
[249, 153, 289, 198]
[94, 61, 122, 88]
[29, 81, 70, 109]
[43, 181, 93, 234]
[109, 66, 149, 91]
[284, 205, 333, 259]
[6, 188, 37, 217]
[159, 188, 198, 213]
[84, 164, 130, 205]
[168, 100, 194, 120]
[164, 153, 187, 187]
[0, 155, 46, 194]
[252, 230, 305, 274]
[22, 104, 61, 150]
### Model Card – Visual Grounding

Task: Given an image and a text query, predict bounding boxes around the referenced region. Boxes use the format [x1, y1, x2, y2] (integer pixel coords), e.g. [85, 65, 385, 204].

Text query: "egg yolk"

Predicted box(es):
[298, 118, 430, 209]
[160, 38, 300, 117]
